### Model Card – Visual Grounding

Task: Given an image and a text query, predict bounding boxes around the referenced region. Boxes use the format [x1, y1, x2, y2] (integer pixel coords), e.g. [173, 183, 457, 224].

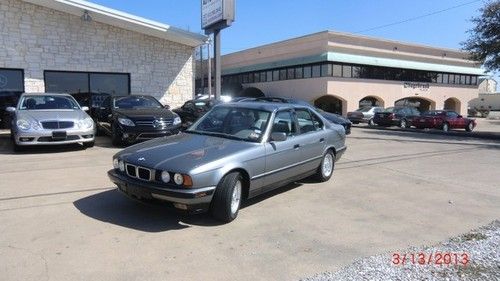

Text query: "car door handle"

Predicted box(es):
[319, 138, 325, 143]
[293, 144, 300, 149]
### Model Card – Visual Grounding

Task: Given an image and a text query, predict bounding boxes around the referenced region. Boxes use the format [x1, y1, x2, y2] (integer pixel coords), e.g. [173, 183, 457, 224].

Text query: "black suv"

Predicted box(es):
[94, 95, 182, 146]
[173, 99, 221, 130]
[373, 106, 420, 128]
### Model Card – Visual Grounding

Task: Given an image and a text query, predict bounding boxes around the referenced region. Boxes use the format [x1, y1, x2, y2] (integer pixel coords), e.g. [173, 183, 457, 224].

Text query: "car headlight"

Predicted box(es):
[17, 119, 31, 131]
[118, 160, 125, 172]
[173, 173, 184, 185]
[118, 117, 135, 127]
[113, 158, 119, 169]
[173, 116, 181, 126]
[161, 171, 171, 183]
[80, 118, 94, 129]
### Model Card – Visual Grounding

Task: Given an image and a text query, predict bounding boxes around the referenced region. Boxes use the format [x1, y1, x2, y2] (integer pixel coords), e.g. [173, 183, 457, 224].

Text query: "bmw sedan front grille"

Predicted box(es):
[41, 121, 74, 129]
[125, 163, 153, 181]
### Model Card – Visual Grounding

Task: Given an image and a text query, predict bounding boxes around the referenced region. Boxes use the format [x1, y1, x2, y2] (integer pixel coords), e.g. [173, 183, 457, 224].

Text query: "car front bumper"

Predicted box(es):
[13, 127, 95, 146]
[120, 126, 181, 143]
[108, 169, 215, 213]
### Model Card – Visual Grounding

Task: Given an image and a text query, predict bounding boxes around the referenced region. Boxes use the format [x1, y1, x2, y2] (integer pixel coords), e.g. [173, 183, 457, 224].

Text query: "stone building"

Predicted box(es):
[0, 0, 205, 108]
[221, 31, 484, 115]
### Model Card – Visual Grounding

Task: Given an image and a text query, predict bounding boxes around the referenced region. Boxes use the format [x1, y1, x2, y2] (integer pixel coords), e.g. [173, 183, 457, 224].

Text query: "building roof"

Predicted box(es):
[222, 30, 484, 76]
[22, 0, 207, 47]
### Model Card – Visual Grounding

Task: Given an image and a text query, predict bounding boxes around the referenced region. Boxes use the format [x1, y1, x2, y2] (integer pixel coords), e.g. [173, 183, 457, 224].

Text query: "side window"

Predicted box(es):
[295, 109, 318, 134]
[271, 110, 296, 136]
[446, 111, 458, 118]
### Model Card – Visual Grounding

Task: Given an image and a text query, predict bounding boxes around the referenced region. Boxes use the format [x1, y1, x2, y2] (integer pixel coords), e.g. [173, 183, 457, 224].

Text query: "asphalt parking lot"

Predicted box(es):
[0, 128, 499, 281]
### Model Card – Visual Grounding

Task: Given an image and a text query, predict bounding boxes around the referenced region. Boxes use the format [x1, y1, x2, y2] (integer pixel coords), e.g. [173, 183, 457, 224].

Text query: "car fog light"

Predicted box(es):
[113, 158, 119, 169]
[173, 173, 184, 185]
[161, 171, 171, 183]
[118, 160, 125, 172]
[173, 203, 188, 210]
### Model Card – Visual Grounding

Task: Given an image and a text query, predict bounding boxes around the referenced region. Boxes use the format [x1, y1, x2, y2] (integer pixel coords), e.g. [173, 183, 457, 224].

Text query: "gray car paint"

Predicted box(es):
[112, 102, 346, 202]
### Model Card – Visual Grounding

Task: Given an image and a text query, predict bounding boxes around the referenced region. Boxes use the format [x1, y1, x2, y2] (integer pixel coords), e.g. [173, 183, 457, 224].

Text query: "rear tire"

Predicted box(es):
[399, 119, 408, 129]
[315, 150, 335, 182]
[210, 172, 243, 223]
[442, 122, 450, 132]
[465, 122, 474, 132]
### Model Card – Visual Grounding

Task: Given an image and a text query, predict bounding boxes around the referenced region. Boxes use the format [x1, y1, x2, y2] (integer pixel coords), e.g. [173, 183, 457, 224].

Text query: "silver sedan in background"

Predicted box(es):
[109, 102, 347, 223]
[7, 93, 95, 151]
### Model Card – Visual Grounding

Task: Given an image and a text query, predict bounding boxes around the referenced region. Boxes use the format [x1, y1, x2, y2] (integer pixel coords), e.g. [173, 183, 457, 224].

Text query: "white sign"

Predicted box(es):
[201, 0, 234, 30]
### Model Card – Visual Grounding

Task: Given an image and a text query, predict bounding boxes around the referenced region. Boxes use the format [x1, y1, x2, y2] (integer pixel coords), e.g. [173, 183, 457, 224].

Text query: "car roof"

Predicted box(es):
[20, 92, 72, 96]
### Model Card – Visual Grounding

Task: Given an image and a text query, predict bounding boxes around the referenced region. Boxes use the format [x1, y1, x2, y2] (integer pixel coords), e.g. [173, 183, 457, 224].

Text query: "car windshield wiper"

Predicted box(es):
[185, 130, 246, 141]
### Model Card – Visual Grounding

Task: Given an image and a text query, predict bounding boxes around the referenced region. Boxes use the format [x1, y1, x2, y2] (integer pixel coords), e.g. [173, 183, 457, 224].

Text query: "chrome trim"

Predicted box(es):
[125, 163, 153, 181]
[251, 155, 323, 180]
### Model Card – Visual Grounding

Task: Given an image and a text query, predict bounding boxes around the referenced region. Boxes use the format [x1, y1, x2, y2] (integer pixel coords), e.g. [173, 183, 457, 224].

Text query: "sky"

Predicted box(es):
[89, 0, 497, 81]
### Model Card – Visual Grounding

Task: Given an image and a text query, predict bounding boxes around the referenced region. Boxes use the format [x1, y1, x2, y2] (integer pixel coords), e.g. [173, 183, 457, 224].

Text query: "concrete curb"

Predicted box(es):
[352, 125, 500, 141]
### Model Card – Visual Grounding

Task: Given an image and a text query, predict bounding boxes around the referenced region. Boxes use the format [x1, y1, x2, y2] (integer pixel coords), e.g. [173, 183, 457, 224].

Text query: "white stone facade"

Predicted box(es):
[0, 0, 196, 108]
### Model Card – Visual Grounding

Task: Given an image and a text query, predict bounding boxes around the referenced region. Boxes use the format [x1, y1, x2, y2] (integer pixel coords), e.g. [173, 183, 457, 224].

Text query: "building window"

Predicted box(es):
[254, 72, 260, 83]
[272, 70, 280, 81]
[471, 76, 477, 85]
[45, 71, 130, 95]
[312, 65, 321, 78]
[242, 74, 249, 84]
[460, 75, 466, 85]
[260, 72, 266, 82]
[465, 75, 470, 85]
[303, 66, 312, 78]
[437, 73, 443, 83]
[295, 67, 303, 79]
[0, 68, 24, 92]
[442, 73, 449, 84]
[342, 65, 352, 78]
[279, 69, 287, 80]
[352, 66, 361, 78]
[333, 64, 342, 77]
[287, 68, 295, 80]
[321, 63, 332, 77]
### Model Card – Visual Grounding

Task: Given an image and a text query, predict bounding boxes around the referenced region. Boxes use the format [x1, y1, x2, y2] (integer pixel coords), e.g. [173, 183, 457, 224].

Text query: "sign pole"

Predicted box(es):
[199, 45, 204, 96]
[207, 39, 212, 99]
[214, 29, 221, 100]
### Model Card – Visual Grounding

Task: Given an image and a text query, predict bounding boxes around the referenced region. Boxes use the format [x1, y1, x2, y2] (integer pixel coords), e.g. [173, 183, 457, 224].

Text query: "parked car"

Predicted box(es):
[0, 90, 23, 129]
[347, 106, 384, 126]
[237, 97, 352, 134]
[70, 92, 111, 119]
[172, 99, 221, 130]
[108, 102, 347, 222]
[7, 93, 95, 151]
[412, 110, 476, 132]
[94, 95, 181, 146]
[373, 106, 420, 128]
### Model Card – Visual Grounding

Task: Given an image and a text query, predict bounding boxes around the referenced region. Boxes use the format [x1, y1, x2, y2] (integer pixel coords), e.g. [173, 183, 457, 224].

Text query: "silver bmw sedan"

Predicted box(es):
[7, 93, 95, 151]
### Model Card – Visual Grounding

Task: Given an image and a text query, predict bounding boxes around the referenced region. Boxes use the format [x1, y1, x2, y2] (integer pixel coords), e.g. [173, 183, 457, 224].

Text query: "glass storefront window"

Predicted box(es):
[287, 68, 295, 80]
[295, 67, 303, 79]
[272, 70, 280, 81]
[0, 68, 24, 92]
[303, 66, 312, 78]
[279, 69, 287, 80]
[342, 65, 352, 78]
[321, 63, 332, 77]
[312, 65, 321, 78]
[471, 76, 477, 85]
[333, 64, 342, 77]
[45, 71, 129, 95]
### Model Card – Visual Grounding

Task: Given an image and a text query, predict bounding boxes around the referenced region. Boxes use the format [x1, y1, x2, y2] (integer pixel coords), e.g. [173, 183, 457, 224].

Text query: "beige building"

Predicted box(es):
[0, 0, 205, 108]
[221, 31, 484, 115]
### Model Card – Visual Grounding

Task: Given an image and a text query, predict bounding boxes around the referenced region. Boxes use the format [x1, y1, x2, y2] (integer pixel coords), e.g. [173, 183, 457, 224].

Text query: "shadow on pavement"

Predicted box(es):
[74, 181, 306, 232]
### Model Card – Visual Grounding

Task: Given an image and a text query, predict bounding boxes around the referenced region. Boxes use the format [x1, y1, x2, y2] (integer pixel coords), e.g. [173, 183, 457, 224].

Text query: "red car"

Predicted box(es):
[412, 110, 476, 132]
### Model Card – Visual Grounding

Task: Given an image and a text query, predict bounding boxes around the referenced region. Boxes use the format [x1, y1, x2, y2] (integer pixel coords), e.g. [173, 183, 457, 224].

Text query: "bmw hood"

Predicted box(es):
[115, 132, 258, 173]
[114, 108, 177, 119]
[16, 109, 89, 122]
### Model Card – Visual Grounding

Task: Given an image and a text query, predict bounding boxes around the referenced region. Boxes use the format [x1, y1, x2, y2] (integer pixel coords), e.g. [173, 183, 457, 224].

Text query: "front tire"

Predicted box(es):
[465, 122, 474, 132]
[315, 150, 335, 182]
[210, 172, 243, 223]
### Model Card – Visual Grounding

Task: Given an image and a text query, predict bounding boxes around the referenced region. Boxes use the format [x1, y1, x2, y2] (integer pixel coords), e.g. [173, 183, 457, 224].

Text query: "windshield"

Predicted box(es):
[114, 96, 162, 109]
[187, 106, 271, 142]
[356, 107, 372, 112]
[19, 95, 80, 110]
[422, 111, 444, 116]
[383, 107, 396, 113]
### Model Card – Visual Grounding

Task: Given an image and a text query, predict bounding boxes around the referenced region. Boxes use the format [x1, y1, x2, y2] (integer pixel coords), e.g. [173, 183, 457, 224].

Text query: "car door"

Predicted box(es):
[447, 111, 464, 128]
[263, 109, 303, 192]
[293, 108, 327, 173]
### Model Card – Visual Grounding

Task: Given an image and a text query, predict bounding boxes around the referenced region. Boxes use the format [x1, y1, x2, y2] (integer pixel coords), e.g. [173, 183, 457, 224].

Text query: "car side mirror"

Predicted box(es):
[270, 132, 287, 142]
[81, 106, 89, 112]
[6, 107, 16, 113]
[457, 115, 463, 118]
[164, 104, 170, 110]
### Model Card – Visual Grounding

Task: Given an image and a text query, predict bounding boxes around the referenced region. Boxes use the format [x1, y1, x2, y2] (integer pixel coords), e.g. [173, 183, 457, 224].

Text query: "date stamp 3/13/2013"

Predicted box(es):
[392, 252, 469, 266]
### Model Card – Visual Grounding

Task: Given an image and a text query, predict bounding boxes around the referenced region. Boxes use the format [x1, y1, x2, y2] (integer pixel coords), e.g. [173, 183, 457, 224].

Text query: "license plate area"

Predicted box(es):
[52, 131, 67, 140]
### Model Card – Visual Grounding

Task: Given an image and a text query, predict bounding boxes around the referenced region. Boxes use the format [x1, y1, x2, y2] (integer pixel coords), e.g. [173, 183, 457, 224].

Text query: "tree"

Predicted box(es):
[462, 1, 500, 73]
